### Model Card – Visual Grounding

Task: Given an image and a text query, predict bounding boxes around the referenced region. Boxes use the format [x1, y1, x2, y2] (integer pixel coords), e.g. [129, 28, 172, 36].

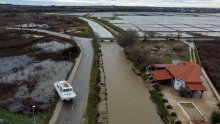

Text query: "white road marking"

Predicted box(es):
[77, 87, 80, 93]
[72, 103, 75, 110]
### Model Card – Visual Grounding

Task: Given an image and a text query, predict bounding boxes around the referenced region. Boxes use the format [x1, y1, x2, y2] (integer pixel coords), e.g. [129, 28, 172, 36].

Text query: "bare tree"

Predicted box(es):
[143, 32, 150, 41]
[177, 30, 182, 41]
[116, 29, 138, 47]
[94, 32, 100, 41]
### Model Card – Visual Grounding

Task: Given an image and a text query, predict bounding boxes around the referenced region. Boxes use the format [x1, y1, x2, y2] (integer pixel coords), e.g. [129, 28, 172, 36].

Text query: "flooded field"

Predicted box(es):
[109, 14, 220, 37]
[57, 12, 220, 38]
[101, 42, 163, 124]
[0, 30, 79, 115]
[79, 17, 113, 38]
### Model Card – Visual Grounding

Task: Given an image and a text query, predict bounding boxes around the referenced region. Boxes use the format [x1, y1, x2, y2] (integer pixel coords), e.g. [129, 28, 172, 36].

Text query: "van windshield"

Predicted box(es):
[63, 88, 72, 92]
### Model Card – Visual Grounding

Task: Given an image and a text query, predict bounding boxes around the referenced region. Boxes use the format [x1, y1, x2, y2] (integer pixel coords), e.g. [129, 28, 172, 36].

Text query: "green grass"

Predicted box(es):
[43, 94, 60, 124]
[191, 47, 194, 62]
[0, 108, 46, 124]
[149, 90, 172, 124]
[95, 19, 123, 33]
[86, 39, 99, 124]
[194, 48, 202, 66]
[85, 16, 124, 34]
[68, 24, 94, 38]
[182, 50, 191, 61]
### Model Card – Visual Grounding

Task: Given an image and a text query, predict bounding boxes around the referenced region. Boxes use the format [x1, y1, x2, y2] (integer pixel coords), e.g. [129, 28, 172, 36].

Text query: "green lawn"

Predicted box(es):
[0, 108, 46, 124]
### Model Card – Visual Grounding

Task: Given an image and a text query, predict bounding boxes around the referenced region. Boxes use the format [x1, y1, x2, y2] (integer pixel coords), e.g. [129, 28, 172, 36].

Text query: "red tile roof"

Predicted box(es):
[186, 83, 206, 91]
[153, 64, 172, 68]
[166, 62, 202, 83]
[151, 70, 174, 81]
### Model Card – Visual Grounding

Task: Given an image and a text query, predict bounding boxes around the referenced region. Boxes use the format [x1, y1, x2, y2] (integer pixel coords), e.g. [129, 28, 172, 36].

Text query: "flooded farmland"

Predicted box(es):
[101, 42, 163, 124]
[0, 30, 79, 115]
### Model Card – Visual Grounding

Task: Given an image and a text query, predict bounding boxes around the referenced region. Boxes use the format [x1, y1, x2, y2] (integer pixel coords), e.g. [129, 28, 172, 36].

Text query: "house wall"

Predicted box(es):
[174, 78, 185, 90]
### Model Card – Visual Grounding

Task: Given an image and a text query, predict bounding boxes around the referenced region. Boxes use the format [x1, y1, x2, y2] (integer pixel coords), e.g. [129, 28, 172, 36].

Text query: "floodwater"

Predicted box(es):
[33, 41, 72, 53]
[101, 42, 163, 124]
[0, 40, 73, 114]
[79, 17, 114, 38]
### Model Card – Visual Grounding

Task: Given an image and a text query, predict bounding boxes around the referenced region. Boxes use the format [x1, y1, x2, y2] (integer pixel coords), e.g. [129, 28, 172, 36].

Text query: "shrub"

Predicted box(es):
[116, 29, 138, 47]
[166, 105, 172, 109]
[163, 99, 168, 103]
[149, 90, 171, 123]
[217, 103, 220, 110]
[142, 74, 149, 80]
[158, 92, 164, 97]
[153, 84, 161, 91]
[172, 43, 185, 52]
[175, 120, 182, 124]
[211, 111, 220, 123]
[171, 112, 177, 117]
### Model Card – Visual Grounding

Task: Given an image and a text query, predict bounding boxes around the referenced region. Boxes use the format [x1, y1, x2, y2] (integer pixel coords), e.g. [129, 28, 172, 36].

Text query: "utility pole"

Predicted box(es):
[69, 52, 72, 61]
[32, 105, 36, 124]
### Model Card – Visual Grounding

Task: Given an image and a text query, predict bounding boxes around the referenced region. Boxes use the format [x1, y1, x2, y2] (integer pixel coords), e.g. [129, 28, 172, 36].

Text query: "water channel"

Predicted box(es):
[79, 17, 163, 124]
[101, 42, 163, 124]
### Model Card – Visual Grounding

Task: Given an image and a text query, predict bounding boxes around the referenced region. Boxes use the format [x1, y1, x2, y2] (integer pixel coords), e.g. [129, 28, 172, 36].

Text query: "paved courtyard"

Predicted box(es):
[161, 74, 218, 124]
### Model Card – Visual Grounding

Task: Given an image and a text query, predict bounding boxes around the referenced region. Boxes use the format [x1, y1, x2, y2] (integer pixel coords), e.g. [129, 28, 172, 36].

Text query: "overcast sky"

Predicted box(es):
[1, 0, 220, 7]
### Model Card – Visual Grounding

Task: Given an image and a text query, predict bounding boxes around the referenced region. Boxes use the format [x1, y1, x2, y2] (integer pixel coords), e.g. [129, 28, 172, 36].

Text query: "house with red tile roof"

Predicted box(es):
[150, 62, 206, 98]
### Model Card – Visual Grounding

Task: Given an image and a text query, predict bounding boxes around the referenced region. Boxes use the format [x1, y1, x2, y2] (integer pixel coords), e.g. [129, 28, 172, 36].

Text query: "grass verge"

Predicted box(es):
[0, 108, 46, 124]
[149, 90, 171, 123]
[84, 16, 124, 34]
[94, 19, 123, 33]
[86, 39, 99, 124]
[194, 48, 202, 66]
[182, 50, 191, 61]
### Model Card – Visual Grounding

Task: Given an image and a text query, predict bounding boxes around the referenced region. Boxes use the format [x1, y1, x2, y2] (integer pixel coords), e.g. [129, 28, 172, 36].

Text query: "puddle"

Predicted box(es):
[23, 34, 44, 38]
[0, 39, 75, 115]
[33, 41, 72, 53]
[0, 59, 73, 115]
[0, 55, 33, 78]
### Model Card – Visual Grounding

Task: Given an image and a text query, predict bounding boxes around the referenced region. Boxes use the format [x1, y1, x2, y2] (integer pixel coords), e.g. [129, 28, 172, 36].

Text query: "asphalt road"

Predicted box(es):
[56, 37, 93, 124]
[16, 29, 94, 124]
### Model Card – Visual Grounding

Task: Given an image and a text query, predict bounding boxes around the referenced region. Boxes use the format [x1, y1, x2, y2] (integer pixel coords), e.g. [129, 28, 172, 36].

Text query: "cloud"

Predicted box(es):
[1, 0, 220, 7]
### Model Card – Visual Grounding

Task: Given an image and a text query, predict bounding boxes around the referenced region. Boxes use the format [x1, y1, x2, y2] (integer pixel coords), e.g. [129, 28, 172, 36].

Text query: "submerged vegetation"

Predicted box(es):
[0, 29, 79, 123]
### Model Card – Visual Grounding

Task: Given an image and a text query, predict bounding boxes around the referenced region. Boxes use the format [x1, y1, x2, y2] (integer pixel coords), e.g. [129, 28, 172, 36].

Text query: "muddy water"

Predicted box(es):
[101, 42, 163, 124]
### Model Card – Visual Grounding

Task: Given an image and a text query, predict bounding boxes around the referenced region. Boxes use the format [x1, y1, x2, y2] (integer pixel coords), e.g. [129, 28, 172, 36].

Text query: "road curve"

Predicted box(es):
[56, 37, 93, 124]
[15, 29, 94, 124]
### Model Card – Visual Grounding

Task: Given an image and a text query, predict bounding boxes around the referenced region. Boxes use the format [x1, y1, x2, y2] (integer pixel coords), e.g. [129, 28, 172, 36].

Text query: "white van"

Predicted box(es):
[54, 81, 76, 101]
